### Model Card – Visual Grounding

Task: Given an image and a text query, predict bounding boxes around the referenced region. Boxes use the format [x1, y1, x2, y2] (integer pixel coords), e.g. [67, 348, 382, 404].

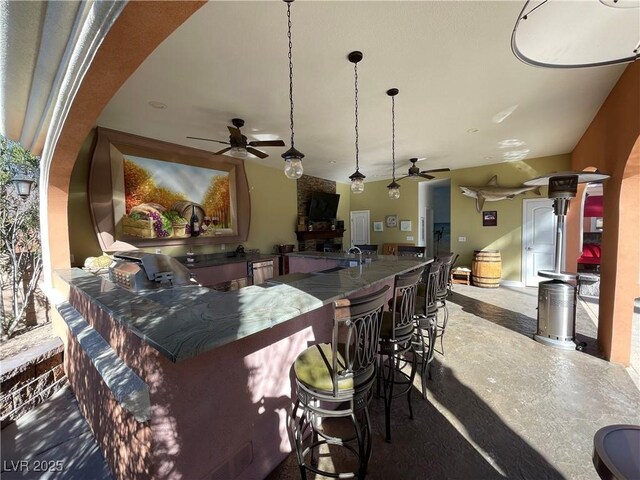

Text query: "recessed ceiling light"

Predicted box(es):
[467, 128, 479, 134]
[484, 156, 494, 160]
[148, 101, 167, 109]
[329, 160, 337, 164]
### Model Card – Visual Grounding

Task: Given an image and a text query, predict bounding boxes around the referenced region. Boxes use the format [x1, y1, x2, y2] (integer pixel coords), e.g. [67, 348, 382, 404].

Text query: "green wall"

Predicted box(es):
[68, 130, 298, 265]
[350, 154, 570, 282]
[449, 154, 569, 282]
[350, 179, 421, 249]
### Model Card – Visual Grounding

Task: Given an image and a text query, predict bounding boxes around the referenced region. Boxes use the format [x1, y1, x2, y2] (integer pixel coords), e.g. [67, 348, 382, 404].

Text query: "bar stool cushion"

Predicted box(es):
[380, 311, 414, 339]
[294, 343, 375, 392]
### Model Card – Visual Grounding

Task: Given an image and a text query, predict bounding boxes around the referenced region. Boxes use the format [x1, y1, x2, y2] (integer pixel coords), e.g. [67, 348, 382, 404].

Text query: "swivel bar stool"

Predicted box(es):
[378, 266, 424, 442]
[289, 285, 390, 479]
[413, 260, 441, 399]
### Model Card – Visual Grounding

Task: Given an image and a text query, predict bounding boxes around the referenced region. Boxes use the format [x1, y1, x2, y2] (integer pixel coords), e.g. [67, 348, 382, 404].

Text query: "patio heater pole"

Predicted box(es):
[523, 172, 609, 351]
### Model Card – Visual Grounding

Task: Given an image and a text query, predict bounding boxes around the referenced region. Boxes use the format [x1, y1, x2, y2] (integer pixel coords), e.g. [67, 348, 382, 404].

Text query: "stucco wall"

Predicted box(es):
[569, 61, 640, 364]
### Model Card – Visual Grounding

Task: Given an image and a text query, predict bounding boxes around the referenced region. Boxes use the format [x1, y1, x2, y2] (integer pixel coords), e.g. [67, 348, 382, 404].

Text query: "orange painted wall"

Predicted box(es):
[569, 61, 640, 364]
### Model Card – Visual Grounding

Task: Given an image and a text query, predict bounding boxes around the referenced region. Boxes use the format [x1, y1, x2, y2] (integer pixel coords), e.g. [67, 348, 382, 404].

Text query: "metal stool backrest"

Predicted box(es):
[355, 244, 378, 254]
[332, 284, 390, 396]
[436, 253, 456, 294]
[389, 267, 424, 340]
[397, 245, 426, 257]
[425, 261, 441, 311]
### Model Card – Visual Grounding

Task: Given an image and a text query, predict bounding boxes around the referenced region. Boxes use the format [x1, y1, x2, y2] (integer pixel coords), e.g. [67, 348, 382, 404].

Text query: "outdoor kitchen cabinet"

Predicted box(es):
[189, 263, 248, 289]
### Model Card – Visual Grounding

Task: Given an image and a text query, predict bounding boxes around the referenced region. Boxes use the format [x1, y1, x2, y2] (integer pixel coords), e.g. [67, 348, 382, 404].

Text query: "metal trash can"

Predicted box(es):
[534, 279, 577, 350]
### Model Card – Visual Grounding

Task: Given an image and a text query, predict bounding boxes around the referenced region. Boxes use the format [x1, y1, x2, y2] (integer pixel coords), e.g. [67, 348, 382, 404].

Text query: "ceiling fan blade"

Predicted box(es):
[187, 136, 230, 145]
[396, 175, 409, 182]
[228, 126, 243, 143]
[215, 147, 232, 155]
[419, 173, 435, 180]
[422, 168, 450, 173]
[248, 140, 286, 147]
[247, 147, 268, 159]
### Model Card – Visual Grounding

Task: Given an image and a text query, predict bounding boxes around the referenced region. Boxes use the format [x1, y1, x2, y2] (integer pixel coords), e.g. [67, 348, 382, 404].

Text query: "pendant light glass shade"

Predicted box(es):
[349, 169, 366, 194]
[387, 181, 400, 199]
[348, 51, 365, 194]
[282, 0, 304, 179]
[386, 88, 400, 200]
[283, 147, 304, 179]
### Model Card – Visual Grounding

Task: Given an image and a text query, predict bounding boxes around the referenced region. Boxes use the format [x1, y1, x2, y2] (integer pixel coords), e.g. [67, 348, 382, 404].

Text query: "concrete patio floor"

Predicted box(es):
[2, 284, 639, 479]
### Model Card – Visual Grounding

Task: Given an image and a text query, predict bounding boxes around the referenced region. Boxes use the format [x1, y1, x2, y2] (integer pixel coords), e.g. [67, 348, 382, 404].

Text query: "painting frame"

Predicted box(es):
[373, 221, 384, 232]
[88, 127, 251, 250]
[482, 210, 497, 227]
[385, 215, 398, 228]
[400, 220, 412, 232]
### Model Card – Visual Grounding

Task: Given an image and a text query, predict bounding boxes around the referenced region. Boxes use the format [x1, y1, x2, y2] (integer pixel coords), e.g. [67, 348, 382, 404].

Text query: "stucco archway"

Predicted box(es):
[569, 62, 640, 365]
[43, 2, 206, 284]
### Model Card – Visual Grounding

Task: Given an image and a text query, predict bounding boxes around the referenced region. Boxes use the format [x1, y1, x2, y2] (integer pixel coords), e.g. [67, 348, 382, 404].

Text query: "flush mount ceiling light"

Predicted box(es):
[512, 0, 640, 68]
[282, 0, 304, 179]
[348, 51, 366, 194]
[386, 88, 401, 200]
[148, 101, 167, 109]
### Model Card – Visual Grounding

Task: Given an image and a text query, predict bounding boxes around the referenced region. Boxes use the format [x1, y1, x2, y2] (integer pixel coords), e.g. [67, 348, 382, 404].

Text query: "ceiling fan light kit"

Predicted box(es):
[348, 50, 366, 194]
[386, 88, 401, 200]
[186, 117, 285, 159]
[282, 0, 304, 180]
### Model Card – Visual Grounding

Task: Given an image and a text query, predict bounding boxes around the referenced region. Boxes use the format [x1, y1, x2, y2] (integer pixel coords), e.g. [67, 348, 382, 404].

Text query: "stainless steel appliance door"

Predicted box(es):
[250, 260, 274, 285]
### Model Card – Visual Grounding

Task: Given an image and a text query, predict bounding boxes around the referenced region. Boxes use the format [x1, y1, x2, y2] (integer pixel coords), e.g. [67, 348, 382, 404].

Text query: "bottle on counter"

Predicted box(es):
[190, 204, 200, 237]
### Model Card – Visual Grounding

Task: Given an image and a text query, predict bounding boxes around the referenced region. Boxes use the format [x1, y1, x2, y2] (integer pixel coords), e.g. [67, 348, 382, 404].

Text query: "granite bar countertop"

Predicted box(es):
[55, 256, 429, 363]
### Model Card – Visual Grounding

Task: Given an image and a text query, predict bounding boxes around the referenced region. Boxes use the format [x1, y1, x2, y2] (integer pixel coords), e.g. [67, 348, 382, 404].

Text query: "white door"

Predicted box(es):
[522, 199, 556, 286]
[350, 210, 370, 248]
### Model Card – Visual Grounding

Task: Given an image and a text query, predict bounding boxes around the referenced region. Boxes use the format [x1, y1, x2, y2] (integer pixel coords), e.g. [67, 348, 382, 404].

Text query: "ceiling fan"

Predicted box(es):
[187, 118, 285, 159]
[397, 158, 450, 181]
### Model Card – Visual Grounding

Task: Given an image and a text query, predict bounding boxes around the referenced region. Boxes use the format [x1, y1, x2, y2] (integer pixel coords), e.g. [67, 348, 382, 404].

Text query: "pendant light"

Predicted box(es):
[348, 51, 365, 194]
[386, 88, 401, 200]
[282, 0, 304, 179]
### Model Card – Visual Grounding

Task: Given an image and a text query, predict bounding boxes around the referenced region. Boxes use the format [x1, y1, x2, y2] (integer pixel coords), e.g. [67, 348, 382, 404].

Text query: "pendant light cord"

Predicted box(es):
[354, 61, 359, 171]
[391, 95, 396, 181]
[287, 2, 295, 149]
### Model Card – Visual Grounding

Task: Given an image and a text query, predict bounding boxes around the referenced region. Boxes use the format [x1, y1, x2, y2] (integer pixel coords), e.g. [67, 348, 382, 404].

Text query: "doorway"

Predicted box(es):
[350, 210, 370, 248]
[522, 198, 556, 286]
[419, 180, 450, 257]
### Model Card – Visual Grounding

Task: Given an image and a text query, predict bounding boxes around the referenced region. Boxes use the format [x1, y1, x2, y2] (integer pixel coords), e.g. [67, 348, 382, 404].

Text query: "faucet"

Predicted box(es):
[347, 246, 362, 264]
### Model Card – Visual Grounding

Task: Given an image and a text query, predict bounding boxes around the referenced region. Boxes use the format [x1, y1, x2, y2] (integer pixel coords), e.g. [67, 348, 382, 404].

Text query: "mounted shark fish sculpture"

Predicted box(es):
[460, 175, 542, 212]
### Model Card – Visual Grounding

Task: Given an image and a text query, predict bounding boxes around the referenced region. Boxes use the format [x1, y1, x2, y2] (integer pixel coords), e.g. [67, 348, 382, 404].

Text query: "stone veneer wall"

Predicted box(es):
[297, 175, 343, 251]
[0, 338, 66, 427]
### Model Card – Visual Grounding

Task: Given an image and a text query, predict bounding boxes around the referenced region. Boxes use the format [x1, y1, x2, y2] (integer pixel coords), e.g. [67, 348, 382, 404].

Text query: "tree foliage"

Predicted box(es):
[123, 159, 187, 212]
[0, 136, 43, 338]
[202, 175, 231, 227]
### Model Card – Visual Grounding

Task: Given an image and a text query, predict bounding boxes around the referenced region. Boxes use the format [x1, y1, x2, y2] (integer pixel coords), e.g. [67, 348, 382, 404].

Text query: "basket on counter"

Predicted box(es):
[277, 244, 295, 254]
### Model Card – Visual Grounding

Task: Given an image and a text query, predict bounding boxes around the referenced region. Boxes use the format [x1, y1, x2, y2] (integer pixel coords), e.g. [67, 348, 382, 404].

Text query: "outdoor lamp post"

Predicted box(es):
[11, 174, 35, 200]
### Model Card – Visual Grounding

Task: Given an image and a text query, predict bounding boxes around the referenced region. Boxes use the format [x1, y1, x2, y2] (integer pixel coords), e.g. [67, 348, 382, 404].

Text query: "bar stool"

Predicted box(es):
[378, 266, 424, 442]
[434, 253, 456, 355]
[289, 285, 390, 479]
[413, 260, 441, 399]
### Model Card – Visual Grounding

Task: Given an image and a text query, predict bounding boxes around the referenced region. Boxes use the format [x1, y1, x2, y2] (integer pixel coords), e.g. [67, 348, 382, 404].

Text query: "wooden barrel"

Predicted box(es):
[172, 201, 205, 223]
[472, 250, 501, 288]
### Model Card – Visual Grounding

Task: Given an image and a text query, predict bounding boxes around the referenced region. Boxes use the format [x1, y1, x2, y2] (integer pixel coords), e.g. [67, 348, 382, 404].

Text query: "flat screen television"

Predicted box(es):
[308, 192, 340, 221]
